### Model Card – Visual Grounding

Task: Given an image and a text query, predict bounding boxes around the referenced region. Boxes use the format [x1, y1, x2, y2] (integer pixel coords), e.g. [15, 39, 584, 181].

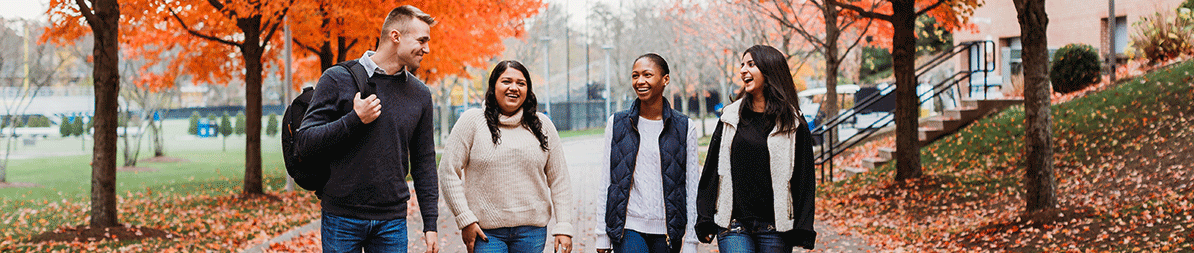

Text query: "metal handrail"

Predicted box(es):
[813, 41, 995, 182]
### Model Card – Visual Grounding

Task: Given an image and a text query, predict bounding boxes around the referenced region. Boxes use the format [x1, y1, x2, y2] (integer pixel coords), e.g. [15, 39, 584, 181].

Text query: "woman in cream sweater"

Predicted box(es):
[438, 60, 573, 253]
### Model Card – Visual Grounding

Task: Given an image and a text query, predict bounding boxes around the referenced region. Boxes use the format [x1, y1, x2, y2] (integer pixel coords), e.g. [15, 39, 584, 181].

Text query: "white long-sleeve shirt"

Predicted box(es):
[595, 115, 700, 253]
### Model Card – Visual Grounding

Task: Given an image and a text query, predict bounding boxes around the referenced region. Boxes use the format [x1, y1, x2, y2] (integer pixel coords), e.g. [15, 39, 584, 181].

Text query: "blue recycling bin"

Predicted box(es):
[197, 119, 217, 138]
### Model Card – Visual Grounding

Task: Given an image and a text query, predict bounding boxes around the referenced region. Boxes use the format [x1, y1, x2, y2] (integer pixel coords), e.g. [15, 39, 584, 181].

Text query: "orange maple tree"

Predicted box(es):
[286, 0, 544, 89]
[829, 0, 982, 182]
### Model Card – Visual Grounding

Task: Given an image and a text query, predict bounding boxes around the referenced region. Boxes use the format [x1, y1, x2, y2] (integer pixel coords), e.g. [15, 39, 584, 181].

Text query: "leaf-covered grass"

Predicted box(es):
[0, 137, 321, 251]
[820, 60, 1194, 251]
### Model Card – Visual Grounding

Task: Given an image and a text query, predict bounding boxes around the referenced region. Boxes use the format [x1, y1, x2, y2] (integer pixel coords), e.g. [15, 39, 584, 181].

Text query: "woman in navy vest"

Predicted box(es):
[695, 45, 818, 252]
[595, 53, 700, 253]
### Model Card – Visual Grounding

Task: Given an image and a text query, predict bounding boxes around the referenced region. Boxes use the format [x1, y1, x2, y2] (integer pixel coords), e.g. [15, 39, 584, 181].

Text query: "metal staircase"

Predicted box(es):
[812, 41, 1023, 182]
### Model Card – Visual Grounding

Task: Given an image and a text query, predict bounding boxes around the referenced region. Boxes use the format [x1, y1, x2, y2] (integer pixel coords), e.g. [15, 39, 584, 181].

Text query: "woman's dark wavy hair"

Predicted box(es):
[736, 45, 806, 133]
[484, 60, 549, 151]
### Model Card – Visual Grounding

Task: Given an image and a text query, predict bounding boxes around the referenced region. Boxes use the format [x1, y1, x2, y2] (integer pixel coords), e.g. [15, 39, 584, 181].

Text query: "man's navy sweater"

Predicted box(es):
[296, 65, 438, 231]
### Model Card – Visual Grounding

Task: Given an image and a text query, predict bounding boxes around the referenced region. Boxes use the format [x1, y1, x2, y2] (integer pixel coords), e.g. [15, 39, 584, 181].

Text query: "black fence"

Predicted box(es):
[161, 105, 286, 119]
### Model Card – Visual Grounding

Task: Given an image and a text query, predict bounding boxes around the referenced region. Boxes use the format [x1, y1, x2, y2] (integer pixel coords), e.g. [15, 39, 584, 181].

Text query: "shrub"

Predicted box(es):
[266, 113, 279, 136]
[60, 117, 73, 137]
[188, 111, 201, 135]
[71, 116, 85, 136]
[84, 116, 93, 135]
[1128, 10, 1194, 65]
[27, 115, 51, 127]
[235, 111, 246, 135]
[1050, 43, 1103, 94]
[207, 113, 217, 126]
[220, 112, 233, 137]
[1182, 0, 1194, 11]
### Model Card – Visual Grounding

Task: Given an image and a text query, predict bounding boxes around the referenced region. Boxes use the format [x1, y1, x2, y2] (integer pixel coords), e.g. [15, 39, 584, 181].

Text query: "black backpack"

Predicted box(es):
[282, 60, 374, 193]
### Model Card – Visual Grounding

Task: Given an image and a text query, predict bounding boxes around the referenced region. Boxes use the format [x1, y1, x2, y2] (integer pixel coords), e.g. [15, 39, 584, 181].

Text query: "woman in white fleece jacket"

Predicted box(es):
[438, 60, 573, 253]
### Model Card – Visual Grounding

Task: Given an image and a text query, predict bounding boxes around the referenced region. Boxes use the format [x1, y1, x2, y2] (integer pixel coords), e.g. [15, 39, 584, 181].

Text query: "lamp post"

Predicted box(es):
[541, 37, 552, 116]
[1108, 0, 1116, 82]
[602, 45, 614, 115]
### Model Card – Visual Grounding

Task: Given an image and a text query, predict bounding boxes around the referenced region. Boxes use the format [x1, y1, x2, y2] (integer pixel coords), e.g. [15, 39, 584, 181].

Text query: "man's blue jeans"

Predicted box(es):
[321, 212, 408, 253]
[473, 226, 547, 253]
[614, 229, 670, 253]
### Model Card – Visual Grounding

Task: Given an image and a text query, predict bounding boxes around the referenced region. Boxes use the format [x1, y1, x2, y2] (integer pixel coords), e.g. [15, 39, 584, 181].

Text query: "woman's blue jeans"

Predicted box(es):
[716, 221, 792, 253]
[474, 225, 547, 253]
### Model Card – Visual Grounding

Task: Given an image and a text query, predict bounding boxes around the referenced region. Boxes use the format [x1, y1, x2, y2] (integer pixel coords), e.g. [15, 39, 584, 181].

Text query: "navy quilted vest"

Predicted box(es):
[606, 99, 689, 250]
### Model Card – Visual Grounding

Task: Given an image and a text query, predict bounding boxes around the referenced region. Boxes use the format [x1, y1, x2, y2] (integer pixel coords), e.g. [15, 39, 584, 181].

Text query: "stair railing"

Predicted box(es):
[813, 41, 996, 182]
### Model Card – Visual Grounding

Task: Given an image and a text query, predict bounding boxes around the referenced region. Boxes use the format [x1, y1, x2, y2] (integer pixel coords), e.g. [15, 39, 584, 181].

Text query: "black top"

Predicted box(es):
[730, 108, 777, 229]
[296, 67, 439, 231]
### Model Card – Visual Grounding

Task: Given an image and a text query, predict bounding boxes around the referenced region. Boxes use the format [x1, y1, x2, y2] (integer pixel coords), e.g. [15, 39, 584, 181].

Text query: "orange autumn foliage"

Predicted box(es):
[287, 0, 543, 89]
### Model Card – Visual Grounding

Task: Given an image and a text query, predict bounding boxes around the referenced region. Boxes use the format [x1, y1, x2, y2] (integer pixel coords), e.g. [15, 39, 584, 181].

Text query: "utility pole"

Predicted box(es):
[541, 37, 552, 117]
[283, 16, 294, 192]
[565, 28, 572, 130]
[1108, 0, 1116, 82]
[603, 45, 614, 116]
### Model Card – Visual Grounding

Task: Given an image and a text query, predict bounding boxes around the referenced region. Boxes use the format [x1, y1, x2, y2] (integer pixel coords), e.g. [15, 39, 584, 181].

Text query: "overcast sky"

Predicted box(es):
[0, 0, 47, 21]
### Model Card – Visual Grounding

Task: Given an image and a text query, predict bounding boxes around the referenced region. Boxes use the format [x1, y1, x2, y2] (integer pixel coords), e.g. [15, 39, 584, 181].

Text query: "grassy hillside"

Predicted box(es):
[820, 60, 1194, 251]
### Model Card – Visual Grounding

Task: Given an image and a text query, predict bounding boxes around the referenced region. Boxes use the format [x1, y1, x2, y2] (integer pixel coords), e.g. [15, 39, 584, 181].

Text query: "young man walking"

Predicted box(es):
[296, 5, 440, 253]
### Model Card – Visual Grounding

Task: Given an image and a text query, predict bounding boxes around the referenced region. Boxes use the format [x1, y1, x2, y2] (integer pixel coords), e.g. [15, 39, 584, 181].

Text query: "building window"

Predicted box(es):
[1102, 16, 1128, 57]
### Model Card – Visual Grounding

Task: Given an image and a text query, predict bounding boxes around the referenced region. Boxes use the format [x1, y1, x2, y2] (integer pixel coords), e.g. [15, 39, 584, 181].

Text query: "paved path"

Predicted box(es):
[247, 124, 875, 252]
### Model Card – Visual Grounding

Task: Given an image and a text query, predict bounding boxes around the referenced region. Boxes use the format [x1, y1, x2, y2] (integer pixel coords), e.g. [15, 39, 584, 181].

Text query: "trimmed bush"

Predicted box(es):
[84, 116, 93, 135]
[235, 111, 246, 135]
[1128, 10, 1194, 65]
[220, 112, 233, 137]
[27, 115, 51, 127]
[71, 117, 85, 136]
[1050, 43, 1102, 94]
[60, 117, 73, 137]
[188, 111, 201, 135]
[266, 113, 279, 136]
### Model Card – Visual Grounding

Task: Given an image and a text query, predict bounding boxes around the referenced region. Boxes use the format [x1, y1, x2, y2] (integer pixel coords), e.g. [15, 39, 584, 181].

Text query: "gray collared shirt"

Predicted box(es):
[359, 51, 388, 77]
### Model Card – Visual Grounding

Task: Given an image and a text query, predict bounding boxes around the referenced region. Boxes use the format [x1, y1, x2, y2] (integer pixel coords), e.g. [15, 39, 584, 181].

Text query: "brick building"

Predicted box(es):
[953, 0, 1185, 90]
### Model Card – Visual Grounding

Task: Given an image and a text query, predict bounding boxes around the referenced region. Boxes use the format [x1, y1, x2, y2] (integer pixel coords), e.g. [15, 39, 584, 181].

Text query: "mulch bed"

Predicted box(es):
[139, 156, 189, 163]
[118, 166, 158, 172]
[29, 225, 174, 243]
[0, 182, 41, 189]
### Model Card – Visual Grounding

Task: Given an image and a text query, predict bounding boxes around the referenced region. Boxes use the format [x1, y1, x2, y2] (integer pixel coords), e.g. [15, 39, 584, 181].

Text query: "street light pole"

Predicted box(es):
[541, 37, 552, 116]
[1108, 0, 1116, 82]
[602, 45, 614, 115]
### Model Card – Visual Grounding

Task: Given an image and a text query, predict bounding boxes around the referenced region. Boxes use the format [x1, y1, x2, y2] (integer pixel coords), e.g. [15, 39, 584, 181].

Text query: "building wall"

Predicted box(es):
[953, 0, 1185, 86]
[957, 0, 1184, 47]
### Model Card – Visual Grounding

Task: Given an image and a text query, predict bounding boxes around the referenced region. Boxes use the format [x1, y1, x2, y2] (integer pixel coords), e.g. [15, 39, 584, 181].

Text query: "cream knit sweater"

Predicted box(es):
[438, 108, 573, 236]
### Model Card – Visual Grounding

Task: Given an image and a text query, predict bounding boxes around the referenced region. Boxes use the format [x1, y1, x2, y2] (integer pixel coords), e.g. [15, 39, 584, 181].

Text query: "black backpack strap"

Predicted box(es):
[334, 60, 374, 99]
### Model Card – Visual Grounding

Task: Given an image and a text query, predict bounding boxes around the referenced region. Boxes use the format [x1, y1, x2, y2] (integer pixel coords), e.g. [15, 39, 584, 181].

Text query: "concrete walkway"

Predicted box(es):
[245, 123, 875, 252]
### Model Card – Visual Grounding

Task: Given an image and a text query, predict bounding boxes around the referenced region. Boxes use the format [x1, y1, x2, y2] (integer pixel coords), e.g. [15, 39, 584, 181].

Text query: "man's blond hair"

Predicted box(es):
[382, 5, 436, 37]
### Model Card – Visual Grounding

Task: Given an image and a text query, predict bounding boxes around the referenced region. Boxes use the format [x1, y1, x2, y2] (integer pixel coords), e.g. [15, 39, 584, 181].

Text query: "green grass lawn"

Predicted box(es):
[822, 60, 1194, 251]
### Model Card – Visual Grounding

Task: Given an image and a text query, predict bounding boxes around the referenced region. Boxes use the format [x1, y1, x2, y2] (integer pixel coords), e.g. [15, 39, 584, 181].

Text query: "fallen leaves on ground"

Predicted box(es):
[817, 60, 1194, 252]
[1, 189, 320, 252]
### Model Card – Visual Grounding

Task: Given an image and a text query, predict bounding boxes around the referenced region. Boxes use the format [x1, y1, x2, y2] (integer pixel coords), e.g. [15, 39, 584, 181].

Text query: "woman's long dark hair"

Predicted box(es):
[484, 60, 549, 151]
[737, 45, 806, 133]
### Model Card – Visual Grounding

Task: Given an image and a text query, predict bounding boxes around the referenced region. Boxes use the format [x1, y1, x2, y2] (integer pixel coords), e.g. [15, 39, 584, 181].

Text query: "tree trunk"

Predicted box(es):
[153, 117, 164, 157]
[821, 1, 841, 137]
[88, 0, 121, 229]
[122, 111, 135, 167]
[239, 17, 265, 196]
[892, 0, 923, 181]
[1014, 0, 1056, 212]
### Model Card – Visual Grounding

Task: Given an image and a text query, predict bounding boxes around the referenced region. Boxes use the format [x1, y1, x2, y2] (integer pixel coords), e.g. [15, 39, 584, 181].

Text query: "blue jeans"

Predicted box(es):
[614, 229, 670, 253]
[321, 212, 408, 253]
[717, 221, 791, 253]
[474, 226, 547, 253]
